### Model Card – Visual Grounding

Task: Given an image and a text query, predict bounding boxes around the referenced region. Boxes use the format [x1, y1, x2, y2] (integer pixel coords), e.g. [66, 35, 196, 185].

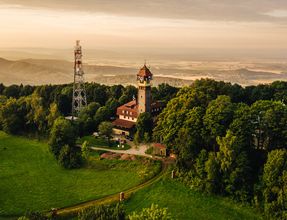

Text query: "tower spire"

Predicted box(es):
[72, 40, 87, 120]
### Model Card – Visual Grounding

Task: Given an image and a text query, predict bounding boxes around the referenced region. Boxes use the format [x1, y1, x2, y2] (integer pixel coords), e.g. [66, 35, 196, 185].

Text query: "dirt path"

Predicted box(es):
[55, 160, 169, 218]
[90, 145, 161, 159]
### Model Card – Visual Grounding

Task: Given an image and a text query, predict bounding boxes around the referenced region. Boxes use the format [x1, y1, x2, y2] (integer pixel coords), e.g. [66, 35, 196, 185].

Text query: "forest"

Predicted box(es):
[153, 79, 287, 219]
[0, 79, 287, 218]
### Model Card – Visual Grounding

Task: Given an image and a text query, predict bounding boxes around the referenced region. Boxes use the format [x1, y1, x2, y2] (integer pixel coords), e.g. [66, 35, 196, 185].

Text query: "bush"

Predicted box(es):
[18, 211, 48, 220]
[145, 146, 154, 155]
[48, 117, 76, 158]
[128, 204, 172, 220]
[78, 203, 125, 220]
[58, 145, 82, 169]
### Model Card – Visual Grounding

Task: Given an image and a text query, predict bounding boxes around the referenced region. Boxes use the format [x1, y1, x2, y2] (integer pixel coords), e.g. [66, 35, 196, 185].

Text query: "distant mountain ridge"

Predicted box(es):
[0, 57, 286, 86]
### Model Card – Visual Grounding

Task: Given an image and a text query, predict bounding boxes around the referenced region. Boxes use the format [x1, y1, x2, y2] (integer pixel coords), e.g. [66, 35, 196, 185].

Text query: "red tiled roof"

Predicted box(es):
[153, 143, 166, 149]
[112, 118, 136, 129]
[117, 100, 138, 118]
[137, 65, 153, 77]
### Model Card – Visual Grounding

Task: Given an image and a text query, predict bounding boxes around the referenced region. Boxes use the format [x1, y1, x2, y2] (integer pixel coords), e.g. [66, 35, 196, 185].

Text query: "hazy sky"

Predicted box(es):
[1, 0, 287, 59]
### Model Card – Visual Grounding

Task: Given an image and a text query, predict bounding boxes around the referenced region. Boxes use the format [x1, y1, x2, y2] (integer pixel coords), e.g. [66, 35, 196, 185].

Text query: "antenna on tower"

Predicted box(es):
[72, 40, 87, 120]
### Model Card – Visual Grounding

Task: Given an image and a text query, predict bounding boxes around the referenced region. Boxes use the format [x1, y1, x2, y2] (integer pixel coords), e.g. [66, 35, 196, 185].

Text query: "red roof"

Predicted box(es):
[117, 100, 138, 118]
[112, 118, 136, 129]
[153, 143, 166, 149]
[137, 65, 153, 77]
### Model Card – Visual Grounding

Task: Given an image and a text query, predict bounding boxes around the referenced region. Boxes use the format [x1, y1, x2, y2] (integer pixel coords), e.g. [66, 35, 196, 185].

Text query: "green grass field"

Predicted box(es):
[125, 175, 262, 220]
[0, 132, 155, 218]
[77, 136, 131, 150]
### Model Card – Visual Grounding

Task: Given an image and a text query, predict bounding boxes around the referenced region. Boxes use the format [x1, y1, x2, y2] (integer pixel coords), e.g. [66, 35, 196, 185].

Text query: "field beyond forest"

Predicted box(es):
[0, 132, 157, 218]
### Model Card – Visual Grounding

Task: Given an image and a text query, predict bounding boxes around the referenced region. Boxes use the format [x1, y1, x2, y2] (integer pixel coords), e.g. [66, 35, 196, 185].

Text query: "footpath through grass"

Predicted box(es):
[125, 175, 262, 220]
[0, 132, 156, 218]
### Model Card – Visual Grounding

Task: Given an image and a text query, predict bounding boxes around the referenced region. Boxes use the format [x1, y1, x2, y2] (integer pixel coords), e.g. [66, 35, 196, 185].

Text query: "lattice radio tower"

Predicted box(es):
[72, 40, 87, 120]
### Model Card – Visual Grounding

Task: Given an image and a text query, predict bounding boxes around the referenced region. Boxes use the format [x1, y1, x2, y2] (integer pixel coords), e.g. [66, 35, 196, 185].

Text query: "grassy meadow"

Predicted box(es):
[125, 175, 262, 220]
[0, 132, 155, 218]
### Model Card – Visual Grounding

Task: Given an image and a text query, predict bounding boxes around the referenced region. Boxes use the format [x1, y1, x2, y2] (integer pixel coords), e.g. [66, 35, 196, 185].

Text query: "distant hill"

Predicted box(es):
[0, 57, 286, 86]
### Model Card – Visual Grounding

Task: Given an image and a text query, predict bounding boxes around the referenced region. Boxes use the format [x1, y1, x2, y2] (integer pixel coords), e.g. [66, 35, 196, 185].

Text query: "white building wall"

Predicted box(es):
[119, 114, 137, 122]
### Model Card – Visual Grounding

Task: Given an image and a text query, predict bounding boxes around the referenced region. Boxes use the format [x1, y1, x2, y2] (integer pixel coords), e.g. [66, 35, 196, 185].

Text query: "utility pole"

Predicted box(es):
[72, 40, 87, 120]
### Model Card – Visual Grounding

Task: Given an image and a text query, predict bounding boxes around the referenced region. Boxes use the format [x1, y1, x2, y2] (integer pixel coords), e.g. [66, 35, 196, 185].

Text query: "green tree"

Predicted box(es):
[122, 85, 137, 101]
[143, 132, 151, 143]
[0, 98, 26, 134]
[152, 83, 178, 103]
[3, 84, 21, 98]
[0, 83, 5, 95]
[78, 102, 101, 136]
[25, 93, 48, 133]
[263, 149, 287, 219]
[216, 130, 252, 201]
[81, 141, 90, 161]
[205, 152, 221, 193]
[203, 95, 235, 149]
[154, 79, 245, 150]
[58, 145, 82, 169]
[46, 103, 60, 129]
[56, 93, 71, 115]
[105, 98, 120, 117]
[109, 85, 124, 99]
[250, 100, 287, 151]
[175, 107, 205, 166]
[98, 121, 113, 144]
[94, 106, 110, 126]
[118, 94, 129, 105]
[48, 117, 76, 158]
[128, 204, 172, 220]
[136, 112, 153, 143]
[229, 103, 254, 151]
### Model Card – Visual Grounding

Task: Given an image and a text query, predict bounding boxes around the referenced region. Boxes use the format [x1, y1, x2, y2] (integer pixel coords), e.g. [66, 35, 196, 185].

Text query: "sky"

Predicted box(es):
[1, 0, 287, 60]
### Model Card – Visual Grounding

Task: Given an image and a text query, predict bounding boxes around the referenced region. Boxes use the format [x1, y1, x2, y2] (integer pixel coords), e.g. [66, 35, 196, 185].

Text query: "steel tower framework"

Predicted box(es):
[72, 40, 87, 119]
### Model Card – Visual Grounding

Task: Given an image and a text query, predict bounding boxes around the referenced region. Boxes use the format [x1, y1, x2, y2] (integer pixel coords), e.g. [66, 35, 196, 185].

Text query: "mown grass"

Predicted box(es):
[77, 136, 131, 150]
[125, 175, 262, 220]
[0, 132, 155, 218]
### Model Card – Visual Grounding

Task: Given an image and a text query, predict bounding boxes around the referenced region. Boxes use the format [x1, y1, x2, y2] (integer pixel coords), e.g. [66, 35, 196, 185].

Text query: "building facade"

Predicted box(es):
[112, 64, 164, 136]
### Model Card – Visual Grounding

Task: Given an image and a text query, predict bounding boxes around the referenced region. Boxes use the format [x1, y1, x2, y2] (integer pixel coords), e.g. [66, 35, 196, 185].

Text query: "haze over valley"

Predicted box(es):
[1, 53, 287, 86]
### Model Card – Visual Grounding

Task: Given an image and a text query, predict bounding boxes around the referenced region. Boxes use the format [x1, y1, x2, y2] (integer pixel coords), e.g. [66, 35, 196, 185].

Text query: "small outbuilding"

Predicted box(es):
[152, 143, 167, 157]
